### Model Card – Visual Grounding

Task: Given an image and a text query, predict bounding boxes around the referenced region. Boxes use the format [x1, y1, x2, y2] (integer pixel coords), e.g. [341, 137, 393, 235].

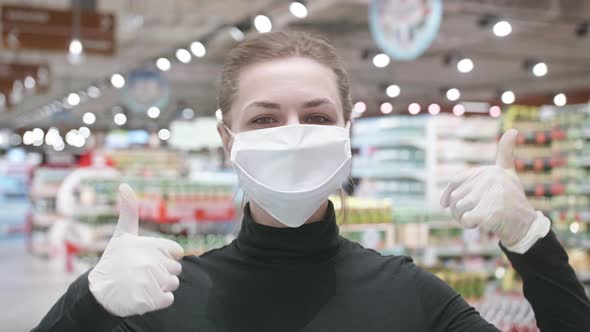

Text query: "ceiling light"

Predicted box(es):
[158, 129, 171, 141]
[65, 130, 82, 147]
[147, 106, 161, 119]
[32, 128, 44, 141]
[229, 26, 245, 41]
[408, 103, 421, 115]
[190, 41, 206, 57]
[114, 113, 127, 126]
[45, 127, 60, 146]
[23, 131, 34, 145]
[453, 104, 465, 116]
[79, 126, 91, 139]
[24, 76, 35, 89]
[428, 104, 441, 115]
[457, 58, 474, 73]
[553, 93, 567, 107]
[176, 48, 191, 64]
[290, 2, 308, 19]
[111, 74, 125, 88]
[87, 86, 101, 98]
[156, 57, 171, 71]
[353, 101, 367, 113]
[489, 105, 502, 117]
[493, 20, 512, 37]
[386, 84, 400, 98]
[532, 62, 548, 77]
[254, 15, 272, 33]
[65, 130, 79, 146]
[67, 92, 81, 106]
[182, 108, 195, 120]
[69, 39, 83, 55]
[373, 53, 390, 68]
[501, 91, 515, 104]
[83, 112, 96, 125]
[446, 88, 461, 101]
[380, 102, 393, 114]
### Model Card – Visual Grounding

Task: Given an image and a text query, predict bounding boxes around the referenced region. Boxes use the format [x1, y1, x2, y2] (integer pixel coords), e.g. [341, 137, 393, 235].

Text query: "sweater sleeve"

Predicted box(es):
[31, 270, 123, 332]
[501, 230, 590, 331]
[409, 260, 500, 332]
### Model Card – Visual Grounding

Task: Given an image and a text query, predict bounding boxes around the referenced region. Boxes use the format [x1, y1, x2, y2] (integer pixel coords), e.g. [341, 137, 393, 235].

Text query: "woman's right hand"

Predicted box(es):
[88, 184, 184, 317]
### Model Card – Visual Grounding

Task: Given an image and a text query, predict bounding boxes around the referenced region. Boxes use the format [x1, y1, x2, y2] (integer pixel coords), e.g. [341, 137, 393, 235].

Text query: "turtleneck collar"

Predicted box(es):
[236, 201, 341, 262]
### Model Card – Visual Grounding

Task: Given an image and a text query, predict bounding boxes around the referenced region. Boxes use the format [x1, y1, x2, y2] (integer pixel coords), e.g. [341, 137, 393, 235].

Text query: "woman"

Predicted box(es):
[34, 31, 590, 332]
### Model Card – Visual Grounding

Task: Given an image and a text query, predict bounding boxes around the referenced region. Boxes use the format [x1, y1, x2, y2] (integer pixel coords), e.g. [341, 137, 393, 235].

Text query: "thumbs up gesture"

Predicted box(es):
[88, 184, 184, 317]
[441, 129, 550, 253]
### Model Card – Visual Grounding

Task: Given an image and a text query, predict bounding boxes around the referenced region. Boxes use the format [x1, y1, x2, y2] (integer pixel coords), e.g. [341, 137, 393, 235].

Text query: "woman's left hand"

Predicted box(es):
[440, 129, 547, 250]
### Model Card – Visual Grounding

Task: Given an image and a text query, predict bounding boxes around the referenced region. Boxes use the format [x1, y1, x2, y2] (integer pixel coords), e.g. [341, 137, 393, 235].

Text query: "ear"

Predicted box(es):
[217, 123, 232, 156]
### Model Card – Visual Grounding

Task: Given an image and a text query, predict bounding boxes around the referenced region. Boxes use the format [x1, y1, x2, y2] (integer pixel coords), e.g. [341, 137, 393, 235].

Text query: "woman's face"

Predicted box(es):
[219, 56, 345, 150]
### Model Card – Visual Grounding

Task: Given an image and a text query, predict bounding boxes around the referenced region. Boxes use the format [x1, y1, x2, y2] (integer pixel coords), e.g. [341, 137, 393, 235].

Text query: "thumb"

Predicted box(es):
[496, 129, 518, 170]
[114, 183, 139, 237]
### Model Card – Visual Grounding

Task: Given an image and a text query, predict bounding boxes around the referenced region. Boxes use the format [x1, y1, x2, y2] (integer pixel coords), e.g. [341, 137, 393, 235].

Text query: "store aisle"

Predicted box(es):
[0, 241, 77, 331]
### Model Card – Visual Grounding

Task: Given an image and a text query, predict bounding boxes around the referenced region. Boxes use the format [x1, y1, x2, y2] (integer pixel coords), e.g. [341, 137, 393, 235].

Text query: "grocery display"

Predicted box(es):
[0, 173, 29, 240]
[503, 105, 590, 290]
[28, 167, 73, 255]
[352, 114, 503, 268]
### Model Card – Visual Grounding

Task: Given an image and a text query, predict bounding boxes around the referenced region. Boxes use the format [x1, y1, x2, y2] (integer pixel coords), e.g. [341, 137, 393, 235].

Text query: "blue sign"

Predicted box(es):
[369, 0, 443, 61]
[122, 69, 170, 113]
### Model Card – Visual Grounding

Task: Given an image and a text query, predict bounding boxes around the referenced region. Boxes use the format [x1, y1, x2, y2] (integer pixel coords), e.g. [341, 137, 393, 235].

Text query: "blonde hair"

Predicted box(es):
[218, 30, 352, 124]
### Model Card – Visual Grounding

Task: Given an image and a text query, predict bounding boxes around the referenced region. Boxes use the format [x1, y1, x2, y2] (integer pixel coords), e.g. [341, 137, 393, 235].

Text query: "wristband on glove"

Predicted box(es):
[505, 211, 551, 254]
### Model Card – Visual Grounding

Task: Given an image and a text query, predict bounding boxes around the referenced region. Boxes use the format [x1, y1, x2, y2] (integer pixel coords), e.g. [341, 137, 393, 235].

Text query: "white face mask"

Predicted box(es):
[226, 124, 352, 227]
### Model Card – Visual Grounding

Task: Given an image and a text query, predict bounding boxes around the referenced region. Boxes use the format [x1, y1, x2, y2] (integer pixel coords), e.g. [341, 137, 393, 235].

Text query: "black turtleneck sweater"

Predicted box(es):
[33, 202, 590, 332]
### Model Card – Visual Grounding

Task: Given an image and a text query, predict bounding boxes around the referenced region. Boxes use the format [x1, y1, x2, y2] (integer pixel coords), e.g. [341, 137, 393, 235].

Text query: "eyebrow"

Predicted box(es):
[303, 98, 334, 108]
[245, 98, 335, 111]
[246, 101, 281, 109]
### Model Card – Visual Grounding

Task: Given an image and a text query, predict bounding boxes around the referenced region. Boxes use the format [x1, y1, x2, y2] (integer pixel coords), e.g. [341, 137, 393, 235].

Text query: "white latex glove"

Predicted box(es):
[440, 129, 550, 253]
[88, 184, 184, 317]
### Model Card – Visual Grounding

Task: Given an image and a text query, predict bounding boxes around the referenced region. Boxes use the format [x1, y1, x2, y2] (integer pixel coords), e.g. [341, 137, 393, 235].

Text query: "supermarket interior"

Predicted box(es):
[1, 0, 590, 331]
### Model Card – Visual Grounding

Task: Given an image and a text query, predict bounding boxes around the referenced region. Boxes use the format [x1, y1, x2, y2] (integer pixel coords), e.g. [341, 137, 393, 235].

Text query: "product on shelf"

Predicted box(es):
[351, 114, 502, 275]
[105, 149, 187, 176]
[28, 167, 73, 255]
[75, 177, 238, 225]
[45, 167, 239, 272]
[503, 104, 590, 286]
[431, 269, 488, 300]
[352, 116, 428, 207]
[330, 195, 394, 225]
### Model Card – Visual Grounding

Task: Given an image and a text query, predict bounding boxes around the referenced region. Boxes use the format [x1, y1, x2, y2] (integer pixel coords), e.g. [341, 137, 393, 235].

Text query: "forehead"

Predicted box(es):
[233, 57, 340, 108]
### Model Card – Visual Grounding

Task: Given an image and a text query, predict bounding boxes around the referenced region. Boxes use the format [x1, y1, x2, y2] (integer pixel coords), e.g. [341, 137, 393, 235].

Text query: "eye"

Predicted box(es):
[252, 116, 277, 125]
[305, 114, 332, 124]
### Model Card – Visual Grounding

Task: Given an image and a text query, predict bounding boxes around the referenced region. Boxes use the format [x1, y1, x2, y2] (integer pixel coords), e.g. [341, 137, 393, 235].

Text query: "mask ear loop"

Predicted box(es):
[223, 124, 236, 138]
[345, 120, 352, 134]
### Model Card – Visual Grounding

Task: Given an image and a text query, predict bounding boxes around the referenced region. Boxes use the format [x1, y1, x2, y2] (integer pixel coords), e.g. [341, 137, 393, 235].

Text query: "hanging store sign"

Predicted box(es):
[122, 69, 170, 114]
[1, 4, 116, 55]
[0, 62, 50, 109]
[369, 0, 442, 61]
